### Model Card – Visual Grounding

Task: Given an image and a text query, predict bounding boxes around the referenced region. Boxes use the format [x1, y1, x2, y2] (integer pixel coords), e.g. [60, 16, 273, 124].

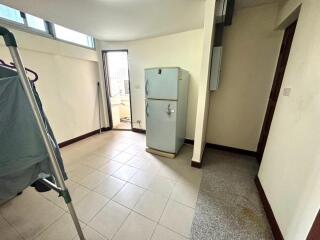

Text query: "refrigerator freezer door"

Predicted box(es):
[146, 99, 177, 153]
[145, 68, 179, 100]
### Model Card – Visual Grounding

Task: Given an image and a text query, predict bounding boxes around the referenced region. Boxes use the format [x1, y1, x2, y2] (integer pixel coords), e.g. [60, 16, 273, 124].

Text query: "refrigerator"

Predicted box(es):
[145, 67, 189, 154]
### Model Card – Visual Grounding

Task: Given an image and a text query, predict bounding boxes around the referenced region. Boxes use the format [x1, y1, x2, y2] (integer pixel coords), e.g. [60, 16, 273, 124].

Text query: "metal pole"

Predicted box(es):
[97, 82, 102, 134]
[8, 47, 85, 240]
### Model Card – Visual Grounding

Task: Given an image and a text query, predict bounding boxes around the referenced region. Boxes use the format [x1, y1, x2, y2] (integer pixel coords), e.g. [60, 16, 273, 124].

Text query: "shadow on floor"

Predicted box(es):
[191, 149, 273, 240]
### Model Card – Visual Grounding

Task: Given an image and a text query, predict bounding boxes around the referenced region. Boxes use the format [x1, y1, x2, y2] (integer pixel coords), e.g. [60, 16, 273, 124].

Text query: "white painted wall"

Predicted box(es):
[206, 3, 283, 151]
[192, 0, 216, 163]
[0, 27, 102, 143]
[97, 29, 204, 139]
[258, 0, 320, 239]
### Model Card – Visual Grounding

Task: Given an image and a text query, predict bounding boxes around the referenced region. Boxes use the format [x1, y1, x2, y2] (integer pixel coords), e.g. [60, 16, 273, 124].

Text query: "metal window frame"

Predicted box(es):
[0, 5, 24, 24]
[0, 6, 95, 49]
[23, 13, 50, 33]
[51, 23, 95, 49]
[0, 17, 53, 38]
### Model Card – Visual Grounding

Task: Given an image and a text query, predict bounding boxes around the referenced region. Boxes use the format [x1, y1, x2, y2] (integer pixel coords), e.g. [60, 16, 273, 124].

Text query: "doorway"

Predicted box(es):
[257, 21, 297, 162]
[102, 50, 132, 130]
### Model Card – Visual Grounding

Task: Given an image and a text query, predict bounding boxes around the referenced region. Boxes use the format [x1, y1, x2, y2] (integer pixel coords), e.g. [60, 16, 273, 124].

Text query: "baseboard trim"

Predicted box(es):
[191, 160, 202, 168]
[58, 127, 111, 148]
[206, 143, 257, 157]
[184, 139, 194, 145]
[255, 176, 284, 240]
[132, 128, 146, 134]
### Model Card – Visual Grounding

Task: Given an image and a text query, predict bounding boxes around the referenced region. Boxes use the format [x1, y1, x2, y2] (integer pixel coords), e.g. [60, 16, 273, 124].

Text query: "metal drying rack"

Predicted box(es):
[0, 26, 85, 240]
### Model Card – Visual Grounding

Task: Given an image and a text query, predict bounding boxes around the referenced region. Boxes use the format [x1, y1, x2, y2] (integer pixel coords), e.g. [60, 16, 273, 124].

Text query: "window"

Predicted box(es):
[106, 51, 129, 97]
[0, 4, 24, 24]
[25, 14, 46, 32]
[0, 4, 95, 49]
[0, 4, 47, 32]
[53, 24, 94, 48]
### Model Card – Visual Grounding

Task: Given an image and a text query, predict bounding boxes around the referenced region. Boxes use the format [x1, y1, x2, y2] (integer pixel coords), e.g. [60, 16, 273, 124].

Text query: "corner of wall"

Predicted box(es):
[192, 0, 216, 163]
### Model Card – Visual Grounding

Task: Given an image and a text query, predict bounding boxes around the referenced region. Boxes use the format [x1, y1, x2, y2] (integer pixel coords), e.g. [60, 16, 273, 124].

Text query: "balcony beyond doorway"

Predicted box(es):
[102, 50, 132, 131]
[111, 95, 132, 130]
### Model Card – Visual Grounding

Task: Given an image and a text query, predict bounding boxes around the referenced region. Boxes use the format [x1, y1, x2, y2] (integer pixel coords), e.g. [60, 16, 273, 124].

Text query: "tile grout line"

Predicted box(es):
[29, 210, 66, 240]
[83, 172, 133, 238]
[98, 172, 166, 239]
[65, 139, 140, 239]
[148, 177, 176, 240]
[39, 193, 70, 213]
[109, 205, 133, 240]
[0, 212, 25, 240]
[158, 223, 192, 240]
[61, 134, 196, 239]
[85, 196, 111, 227]
[78, 149, 199, 206]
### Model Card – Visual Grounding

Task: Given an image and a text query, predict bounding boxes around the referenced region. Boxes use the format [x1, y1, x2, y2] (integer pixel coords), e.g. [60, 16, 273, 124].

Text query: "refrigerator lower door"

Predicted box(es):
[145, 68, 179, 100]
[146, 99, 177, 153]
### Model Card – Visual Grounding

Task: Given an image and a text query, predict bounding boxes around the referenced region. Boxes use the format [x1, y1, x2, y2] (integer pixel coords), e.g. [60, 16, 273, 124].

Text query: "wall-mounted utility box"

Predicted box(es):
[215, 0, 227, 23]
[210, 46, 223, 91]
[215, 0, 235, 26]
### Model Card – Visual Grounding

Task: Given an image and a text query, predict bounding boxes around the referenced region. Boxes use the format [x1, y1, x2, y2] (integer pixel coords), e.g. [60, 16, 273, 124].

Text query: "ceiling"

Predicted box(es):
[1, 0, 205, 41]
[1, 0, 278, 41]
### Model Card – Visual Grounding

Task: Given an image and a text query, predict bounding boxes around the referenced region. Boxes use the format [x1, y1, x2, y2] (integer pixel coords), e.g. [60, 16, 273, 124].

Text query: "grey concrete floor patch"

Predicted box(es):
[191, 149, 273, 240]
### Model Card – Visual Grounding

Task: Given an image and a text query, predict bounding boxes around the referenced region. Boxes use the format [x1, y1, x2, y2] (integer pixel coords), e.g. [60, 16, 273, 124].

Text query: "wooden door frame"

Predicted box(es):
[308, 210, 320, 239]
[101, 50, 133, 131]
[256, 20, 297, 162]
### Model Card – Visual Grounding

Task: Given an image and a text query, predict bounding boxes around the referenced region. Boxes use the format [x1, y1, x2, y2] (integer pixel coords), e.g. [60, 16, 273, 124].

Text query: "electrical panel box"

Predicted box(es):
[215, 0, 227, 23]
[210, 46, 223, 91]
[215, 0, 235, 26]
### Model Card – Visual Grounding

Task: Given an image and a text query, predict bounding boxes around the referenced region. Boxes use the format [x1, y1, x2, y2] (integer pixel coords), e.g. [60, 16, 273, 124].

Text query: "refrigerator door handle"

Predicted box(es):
[166, 104, 175, 115]
[146, 102, 149, 117]
[145, 79, 149, 97]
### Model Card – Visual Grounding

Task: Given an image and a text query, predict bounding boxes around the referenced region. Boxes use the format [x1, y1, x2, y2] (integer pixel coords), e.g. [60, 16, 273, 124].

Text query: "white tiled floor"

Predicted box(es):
[0, 130, 202, 240]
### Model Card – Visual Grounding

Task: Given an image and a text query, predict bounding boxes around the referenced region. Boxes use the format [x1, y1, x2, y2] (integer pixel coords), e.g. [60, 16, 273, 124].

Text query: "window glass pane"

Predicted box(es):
[106, 51, 129, 97]
[0, 4, 24, 24]
[54, 24, 94, 48]
[26, 14, 46, 31]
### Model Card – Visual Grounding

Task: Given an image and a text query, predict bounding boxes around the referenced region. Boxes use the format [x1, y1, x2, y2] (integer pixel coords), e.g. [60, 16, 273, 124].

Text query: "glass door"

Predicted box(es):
[103, 50, 132, 130]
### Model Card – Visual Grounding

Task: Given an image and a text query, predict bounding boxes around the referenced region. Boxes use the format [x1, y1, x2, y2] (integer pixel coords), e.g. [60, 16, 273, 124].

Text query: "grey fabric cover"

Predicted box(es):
[0, 67, 67, 200]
